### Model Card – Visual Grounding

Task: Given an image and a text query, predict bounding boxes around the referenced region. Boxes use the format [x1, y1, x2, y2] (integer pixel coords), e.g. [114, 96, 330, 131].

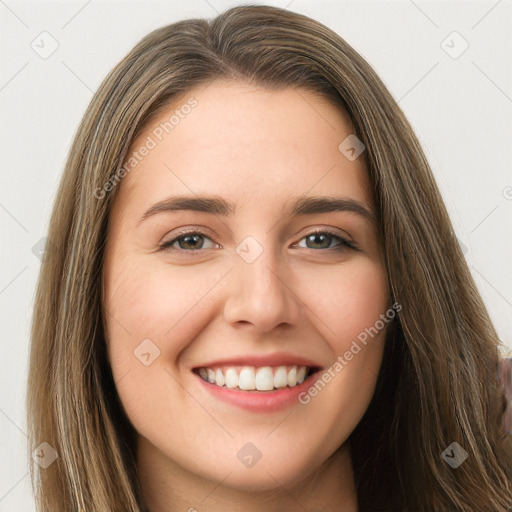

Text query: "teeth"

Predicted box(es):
[225, 368, 238, 389]
[255, 367, 274, 391]
[215, 368, 225, 387]
[287, 366, 297, 386]
[197, 365, 312, 390]
[273, 366, 288, 388]
[239, 367, 255, 390]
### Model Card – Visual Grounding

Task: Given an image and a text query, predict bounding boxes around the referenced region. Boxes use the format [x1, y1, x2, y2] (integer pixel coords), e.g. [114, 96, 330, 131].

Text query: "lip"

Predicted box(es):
[192, 351, 323, 413]
[194, 370, 321, 412]
[192, 351, 323, 371]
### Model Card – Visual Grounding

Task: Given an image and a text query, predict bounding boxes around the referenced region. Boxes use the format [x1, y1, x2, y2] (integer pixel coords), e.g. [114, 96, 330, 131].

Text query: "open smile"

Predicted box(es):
[192, 356, 323, 412]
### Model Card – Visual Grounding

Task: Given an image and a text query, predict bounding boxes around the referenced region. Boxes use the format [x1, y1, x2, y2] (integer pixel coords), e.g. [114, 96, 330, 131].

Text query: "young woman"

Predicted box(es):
[26, 5, 512, 511]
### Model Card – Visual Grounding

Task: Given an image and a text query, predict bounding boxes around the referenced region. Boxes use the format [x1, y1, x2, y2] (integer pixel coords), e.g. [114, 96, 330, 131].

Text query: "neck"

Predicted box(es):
[137, 437, 358, 512]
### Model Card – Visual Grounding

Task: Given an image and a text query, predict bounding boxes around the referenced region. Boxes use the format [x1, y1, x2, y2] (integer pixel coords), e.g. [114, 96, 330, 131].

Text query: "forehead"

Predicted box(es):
[112, 81, 373, 220]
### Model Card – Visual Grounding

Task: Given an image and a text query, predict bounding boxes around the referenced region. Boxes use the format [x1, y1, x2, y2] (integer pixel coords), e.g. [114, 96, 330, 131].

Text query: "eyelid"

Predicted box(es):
[294, 224, 353, 243]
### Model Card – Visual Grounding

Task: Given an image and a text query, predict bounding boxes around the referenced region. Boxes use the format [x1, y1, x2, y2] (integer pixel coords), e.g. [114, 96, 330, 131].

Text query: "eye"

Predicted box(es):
[159, 229, 356, 253]
[160, 231, 219, 251]
[295, 230, 355, 251]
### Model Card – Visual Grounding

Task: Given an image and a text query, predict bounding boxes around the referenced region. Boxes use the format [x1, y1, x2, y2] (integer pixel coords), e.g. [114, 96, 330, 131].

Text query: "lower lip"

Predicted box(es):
[194, 371, 321, 413]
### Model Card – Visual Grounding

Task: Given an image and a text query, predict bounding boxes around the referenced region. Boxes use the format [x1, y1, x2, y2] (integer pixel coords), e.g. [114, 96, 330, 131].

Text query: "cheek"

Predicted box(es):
[298, 257, 390, 351]
[103, 257, 225, 375]
[292, 258, 389, 425]
[102, 259, 223, 437]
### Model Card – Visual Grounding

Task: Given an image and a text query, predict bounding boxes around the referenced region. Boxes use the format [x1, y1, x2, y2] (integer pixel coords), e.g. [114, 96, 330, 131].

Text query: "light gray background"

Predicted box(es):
[1, 0, 511, 509]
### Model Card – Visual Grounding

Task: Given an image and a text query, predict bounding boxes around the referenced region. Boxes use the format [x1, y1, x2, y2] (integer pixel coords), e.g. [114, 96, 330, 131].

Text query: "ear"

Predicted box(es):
[498, 357, 512, 434]
[499, 357, 512, 400]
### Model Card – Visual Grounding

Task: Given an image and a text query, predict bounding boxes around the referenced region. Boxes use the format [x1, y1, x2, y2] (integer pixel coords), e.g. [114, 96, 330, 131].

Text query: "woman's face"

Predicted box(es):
[103, 81, 390, 493]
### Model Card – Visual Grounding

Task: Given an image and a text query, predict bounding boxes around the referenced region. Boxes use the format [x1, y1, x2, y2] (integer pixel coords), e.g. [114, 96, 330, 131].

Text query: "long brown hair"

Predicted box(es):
[27, 5, 512, 511]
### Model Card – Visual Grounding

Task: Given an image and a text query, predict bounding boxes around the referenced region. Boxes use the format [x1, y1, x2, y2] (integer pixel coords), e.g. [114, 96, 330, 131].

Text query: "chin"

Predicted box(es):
[195, 451, 317, 493]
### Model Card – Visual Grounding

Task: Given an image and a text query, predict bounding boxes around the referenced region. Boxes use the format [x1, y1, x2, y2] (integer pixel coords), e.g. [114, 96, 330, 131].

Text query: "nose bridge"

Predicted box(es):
[223, 235, 301, 331]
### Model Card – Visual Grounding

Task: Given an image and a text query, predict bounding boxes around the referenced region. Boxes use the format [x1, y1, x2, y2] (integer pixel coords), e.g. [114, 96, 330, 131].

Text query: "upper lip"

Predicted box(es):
[193, 351, 324, 370]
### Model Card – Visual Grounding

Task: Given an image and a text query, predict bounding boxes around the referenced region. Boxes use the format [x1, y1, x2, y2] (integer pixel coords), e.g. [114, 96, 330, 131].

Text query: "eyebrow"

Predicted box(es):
[137, 195, 376, 225]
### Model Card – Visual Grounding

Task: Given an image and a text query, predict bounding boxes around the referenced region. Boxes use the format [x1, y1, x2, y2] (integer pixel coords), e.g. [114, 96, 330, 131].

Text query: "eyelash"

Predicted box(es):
[159, 229, 356, 253]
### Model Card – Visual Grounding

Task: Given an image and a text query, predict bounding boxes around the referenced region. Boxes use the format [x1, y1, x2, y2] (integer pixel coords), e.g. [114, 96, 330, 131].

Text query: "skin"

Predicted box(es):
[102, 81, 390, 512]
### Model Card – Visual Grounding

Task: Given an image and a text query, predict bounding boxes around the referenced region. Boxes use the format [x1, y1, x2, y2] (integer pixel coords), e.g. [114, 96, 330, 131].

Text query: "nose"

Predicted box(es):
[223, 245, 302, 334]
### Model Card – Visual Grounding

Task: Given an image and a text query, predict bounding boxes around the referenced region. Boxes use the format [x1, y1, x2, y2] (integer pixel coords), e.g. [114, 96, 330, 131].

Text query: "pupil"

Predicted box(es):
[181, 234, 203, 250]
[308, 234, 330, 249]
